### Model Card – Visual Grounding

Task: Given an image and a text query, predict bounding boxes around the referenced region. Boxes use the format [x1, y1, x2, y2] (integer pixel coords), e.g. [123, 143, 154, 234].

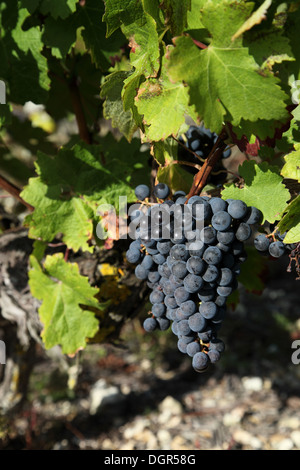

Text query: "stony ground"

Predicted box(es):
[1, 254, 300, 451]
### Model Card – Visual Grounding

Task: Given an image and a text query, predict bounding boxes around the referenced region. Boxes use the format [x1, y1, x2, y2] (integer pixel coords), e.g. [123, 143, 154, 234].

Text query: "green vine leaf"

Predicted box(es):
[221, 161, 290, 224]
[0, 6, 50, 104]
[281, 146, 300, 182]
[29, 254, 101, 355]
[135, 52, 197, 141]
[100, 70, 138, 141]
[20, 139, 150, 252]
[278, 195, 300, 244]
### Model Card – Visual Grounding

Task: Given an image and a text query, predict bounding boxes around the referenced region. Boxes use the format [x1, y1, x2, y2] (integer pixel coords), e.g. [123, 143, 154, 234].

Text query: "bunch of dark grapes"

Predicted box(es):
[126, 183, 263, 373]
[178, 125, 231, 185]
[254, 229, 297, 258]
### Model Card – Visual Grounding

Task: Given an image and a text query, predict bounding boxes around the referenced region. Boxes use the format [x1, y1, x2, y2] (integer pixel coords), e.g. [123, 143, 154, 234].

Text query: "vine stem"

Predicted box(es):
[0, 174, 34, 211]
[69, 76, 92, 145]
[186, 127, 228, 200]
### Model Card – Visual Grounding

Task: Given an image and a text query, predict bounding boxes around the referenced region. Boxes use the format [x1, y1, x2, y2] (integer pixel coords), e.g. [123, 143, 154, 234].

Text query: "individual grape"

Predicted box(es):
[216, 242, 231, 253]
[188, 312, 207, 333]
[171, 321, 179, 336]
[172, 261, 188, 279]
[208, 197, 228, 214]
[176, 308, 189, 321]
[217, 229, 235, 245]
[227, 200, 248, 219]
[180, 300, 197, 316]
[254, 234, 270, 252]
[157, 317, 170, 331]
[202, 265, 219, 282]
[135, 184, 150, 201]
[209, 338, 225, 353]
[153, 183, 170, 199]
[126, 249, 142, 264]
[157, 241, 172, 255]
[200, 226, 217, 244]
[216, 285, 233, 297]
[177, 319, 192, 336]
[199, 301, 218, 319]
[203, 246, 222, 265]
[179, 335, 195, 344]
[235, 223, 252, 242]
[166, 308, 177, 321]
[211, 211, 232, 231]
[143, 317, 157, 332]
[184, 273, 204, 293]
[152, 253, 166, 265]
[174, 286, 191, 304]
[192, 352, 209, 372]
[164, 295, 178, 309]
[177, 339, 188, 354]
[170, 244, 189, 261]
[162, 281, 177, 296]
[218, 268, 233, 286]
[148, 271, 161, 284]
[198, 328, 214, 342]
[191, 199, 212, 221]
[152, 303, 166, 317]
[207, 349, 221, 363]
[243, 206, 263, 225]
[141, 255, 154, 270]
[186, 341, 201, 357]
[158, 263, 171, 278]
[269, 241, 286, 258]
[135, 265, 149, 280]
[187, 256, 205, 275]
[129, 239, 142, 251]
[215, 295, 227, 308]
[149, 289, 165, 304]
[188, 240, 206, 257]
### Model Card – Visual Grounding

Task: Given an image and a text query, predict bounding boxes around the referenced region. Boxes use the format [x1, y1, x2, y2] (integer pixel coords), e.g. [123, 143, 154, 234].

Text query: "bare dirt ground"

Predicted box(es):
[1, 253, 300, 451]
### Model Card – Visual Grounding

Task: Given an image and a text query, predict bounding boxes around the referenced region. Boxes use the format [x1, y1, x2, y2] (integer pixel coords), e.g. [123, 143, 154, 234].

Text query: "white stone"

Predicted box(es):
[89, 379, 122, 415]
[159, 396, 183, 415]
[233, 429, 262, 449]
[123, 418, 149, 440]
[275, 438, 294, 451]
[242, 376, 263, 392]
[291, 431, 300, 449]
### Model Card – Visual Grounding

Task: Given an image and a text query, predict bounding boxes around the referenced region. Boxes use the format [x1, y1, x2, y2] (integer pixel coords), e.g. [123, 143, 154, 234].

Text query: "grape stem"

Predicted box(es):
[0, 174, 34, 211]
[186, 127, 228, 200]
